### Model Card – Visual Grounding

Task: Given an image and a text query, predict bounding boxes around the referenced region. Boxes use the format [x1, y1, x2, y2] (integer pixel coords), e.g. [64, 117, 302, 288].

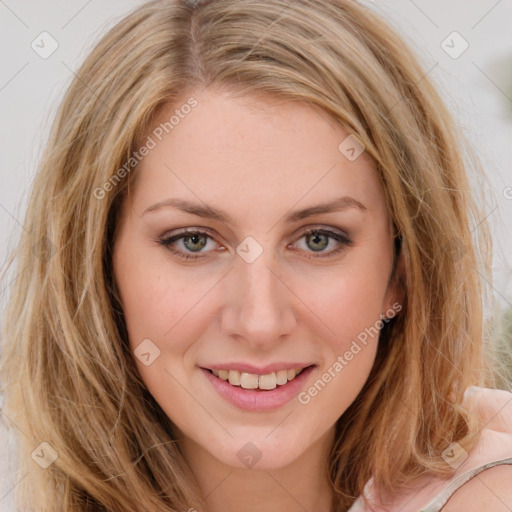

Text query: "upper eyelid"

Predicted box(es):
[161, 225, 349, 243]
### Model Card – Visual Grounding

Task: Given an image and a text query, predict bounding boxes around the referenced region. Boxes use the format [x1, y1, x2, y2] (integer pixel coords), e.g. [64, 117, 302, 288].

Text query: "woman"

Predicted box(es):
[1, 0, 511, 511]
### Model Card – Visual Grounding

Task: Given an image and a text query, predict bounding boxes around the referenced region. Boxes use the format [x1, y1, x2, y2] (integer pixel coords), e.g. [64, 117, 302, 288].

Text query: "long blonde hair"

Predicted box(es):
[0, 0, 498, 510]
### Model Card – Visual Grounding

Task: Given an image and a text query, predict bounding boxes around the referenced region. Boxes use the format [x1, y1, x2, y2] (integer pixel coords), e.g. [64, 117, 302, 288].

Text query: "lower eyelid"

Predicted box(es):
[292, 234, 351, 257]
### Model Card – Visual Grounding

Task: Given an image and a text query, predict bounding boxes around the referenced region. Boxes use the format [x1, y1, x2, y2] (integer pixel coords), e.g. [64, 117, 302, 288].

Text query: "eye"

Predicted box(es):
[292, 228, 353, 258]
[157, 229, 219, 260]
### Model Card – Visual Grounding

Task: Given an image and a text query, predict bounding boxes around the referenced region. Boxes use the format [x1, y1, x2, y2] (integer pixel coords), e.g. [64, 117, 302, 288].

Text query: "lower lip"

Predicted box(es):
[201, 366, 315, 412]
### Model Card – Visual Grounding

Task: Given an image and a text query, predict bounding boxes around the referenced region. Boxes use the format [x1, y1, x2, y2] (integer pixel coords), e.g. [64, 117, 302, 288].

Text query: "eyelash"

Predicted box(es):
[156, 227, 353, 261]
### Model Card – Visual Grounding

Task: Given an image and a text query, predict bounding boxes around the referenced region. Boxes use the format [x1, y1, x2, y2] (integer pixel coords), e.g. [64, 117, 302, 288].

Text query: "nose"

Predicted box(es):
[219, 247, 297, 349]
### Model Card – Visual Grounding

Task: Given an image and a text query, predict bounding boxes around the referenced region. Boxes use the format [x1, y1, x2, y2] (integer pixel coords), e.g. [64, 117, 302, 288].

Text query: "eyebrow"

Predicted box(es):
[142, 196, 367, 224]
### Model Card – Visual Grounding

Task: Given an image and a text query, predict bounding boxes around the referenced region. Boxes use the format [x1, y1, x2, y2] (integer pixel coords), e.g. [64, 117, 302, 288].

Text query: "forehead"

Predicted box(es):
[129, 88, 383, 224]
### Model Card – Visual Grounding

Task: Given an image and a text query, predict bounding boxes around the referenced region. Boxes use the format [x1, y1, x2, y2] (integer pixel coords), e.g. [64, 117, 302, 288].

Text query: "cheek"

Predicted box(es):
[114, 256, 212, 406]
[295, 265, 387, 419]
[117, 270, 172, 344]
[305, 256, 390, 349]
[114, 246, 219, 358]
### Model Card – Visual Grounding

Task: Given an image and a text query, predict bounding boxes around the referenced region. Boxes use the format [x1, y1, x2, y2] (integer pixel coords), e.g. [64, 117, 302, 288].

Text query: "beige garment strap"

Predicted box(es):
[419, 457, 512, 512]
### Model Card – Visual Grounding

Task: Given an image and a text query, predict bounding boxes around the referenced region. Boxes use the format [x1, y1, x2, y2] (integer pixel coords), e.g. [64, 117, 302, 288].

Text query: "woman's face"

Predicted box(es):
[113, 88, 401, 470]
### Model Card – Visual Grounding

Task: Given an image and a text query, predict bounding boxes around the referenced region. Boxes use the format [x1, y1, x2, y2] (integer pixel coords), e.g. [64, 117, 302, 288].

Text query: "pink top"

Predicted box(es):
[348, 386, 512, 512]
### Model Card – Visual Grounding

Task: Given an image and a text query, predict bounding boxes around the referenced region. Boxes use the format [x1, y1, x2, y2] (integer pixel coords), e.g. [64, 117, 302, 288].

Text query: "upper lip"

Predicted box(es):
[201, 362, 315, 375]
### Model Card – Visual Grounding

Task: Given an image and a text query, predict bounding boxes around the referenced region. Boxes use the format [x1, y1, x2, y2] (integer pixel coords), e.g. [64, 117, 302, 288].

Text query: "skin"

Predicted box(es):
[112, 87, 402, 512]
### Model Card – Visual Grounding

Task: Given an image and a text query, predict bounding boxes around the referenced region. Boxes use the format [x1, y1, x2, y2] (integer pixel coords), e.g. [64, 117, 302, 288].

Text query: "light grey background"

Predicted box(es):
[0, 1, 512, 510]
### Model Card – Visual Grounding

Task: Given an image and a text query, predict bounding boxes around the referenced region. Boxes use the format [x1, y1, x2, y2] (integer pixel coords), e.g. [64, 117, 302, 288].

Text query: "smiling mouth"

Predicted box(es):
[206, 366, 312, 391]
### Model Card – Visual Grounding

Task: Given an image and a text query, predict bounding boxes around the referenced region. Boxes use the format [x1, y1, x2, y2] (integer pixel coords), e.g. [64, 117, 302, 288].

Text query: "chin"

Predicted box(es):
[203, 426, 319, 471]
[213, 443, 306, 471]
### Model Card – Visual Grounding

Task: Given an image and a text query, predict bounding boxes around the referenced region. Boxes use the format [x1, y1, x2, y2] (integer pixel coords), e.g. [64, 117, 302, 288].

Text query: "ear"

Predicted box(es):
[382, 237, 405, 318]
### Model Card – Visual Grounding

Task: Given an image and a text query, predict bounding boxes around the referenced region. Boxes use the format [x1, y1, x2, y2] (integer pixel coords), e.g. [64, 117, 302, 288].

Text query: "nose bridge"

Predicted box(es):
[220, 241, 296, 344]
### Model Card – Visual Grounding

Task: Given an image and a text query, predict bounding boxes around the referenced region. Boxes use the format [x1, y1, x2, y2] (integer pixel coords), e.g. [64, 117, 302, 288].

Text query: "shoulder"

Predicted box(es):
[441, 464, 512, 511]
[359, 386, 512, 512]
[441, 386, 512, 511]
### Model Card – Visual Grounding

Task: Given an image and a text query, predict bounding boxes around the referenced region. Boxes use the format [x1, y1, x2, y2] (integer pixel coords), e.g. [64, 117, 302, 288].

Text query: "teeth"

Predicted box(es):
[228, 370, 241, 386]
[276, 369, 288, 385]
[240, 372, 259, 389]
[258, 373, 277, 390]
[211, 367, 306, 390]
